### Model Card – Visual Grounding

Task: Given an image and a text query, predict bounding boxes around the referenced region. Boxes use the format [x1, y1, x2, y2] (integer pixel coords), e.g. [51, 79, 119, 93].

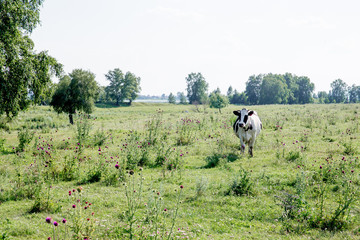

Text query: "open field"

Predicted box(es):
[0, 103, 360, 239]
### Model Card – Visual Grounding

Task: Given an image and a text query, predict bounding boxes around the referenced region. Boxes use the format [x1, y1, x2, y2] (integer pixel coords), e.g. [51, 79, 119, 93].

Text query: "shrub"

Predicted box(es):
[93, 128, 108, 147]
[226, 169, 253, 196]
[17, 127, 34, 152]
[0, 138, 5, 152]
[285, 150, 301, 162]
[75, 114, 92, 153]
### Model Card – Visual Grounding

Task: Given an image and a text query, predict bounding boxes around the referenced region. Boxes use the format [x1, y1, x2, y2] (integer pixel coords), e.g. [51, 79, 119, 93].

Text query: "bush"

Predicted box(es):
[226, 169, 253, 196]
[16, 127, 34, 152]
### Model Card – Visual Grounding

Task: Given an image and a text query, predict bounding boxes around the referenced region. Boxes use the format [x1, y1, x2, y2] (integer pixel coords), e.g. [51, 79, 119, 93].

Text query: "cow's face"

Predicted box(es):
[233, 108, 254, 128]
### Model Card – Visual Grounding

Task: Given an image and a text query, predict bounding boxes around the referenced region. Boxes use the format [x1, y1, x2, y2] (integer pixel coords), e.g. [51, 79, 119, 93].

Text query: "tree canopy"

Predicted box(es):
[209, 90, 229, 113]
[0, 0, 63, 119]
[329, 79, 348, 103]
[242, 73, 315, 105]
[104, 69, 141, 105]
[168, 93, 176, 104]
[186, 72, 208, 104]
[50, 69, 99, 124]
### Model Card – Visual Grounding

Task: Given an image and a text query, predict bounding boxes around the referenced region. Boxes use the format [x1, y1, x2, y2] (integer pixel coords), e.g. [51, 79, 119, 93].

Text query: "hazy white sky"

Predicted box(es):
[31, 0, 360, 96]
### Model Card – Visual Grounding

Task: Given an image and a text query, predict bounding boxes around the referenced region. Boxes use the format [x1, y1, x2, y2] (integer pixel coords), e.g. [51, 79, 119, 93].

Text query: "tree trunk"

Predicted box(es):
[218, 108, 222, 114]
[129, 99, 132, 106]
[69, 114, 74, 125]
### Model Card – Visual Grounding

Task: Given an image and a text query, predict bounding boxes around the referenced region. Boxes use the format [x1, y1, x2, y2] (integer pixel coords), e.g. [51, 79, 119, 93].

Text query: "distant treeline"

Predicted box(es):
[228, 73, 360, 105]
[165, 72, 360, 106]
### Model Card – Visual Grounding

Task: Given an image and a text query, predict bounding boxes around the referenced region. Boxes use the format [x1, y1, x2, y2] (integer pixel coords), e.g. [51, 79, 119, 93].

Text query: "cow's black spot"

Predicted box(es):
[233, 120, 239, 133]
[243, 115, 248, 124]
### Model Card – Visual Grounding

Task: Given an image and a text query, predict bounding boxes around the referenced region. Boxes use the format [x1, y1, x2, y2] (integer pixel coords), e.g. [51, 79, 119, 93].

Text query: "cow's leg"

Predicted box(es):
[248, 139, 255, 157]
[240, 138, 245, 153]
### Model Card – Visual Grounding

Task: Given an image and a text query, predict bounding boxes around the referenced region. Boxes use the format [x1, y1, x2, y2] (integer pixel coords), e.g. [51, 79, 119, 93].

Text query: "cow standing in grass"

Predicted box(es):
[233, 108, 262, 157]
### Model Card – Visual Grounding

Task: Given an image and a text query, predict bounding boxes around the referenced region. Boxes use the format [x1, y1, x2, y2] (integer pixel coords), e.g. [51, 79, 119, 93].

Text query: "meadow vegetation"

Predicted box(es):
[0, 103, 359, 239]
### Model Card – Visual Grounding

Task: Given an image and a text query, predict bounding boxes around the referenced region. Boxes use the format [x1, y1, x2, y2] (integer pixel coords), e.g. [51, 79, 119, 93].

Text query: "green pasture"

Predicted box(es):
[0, 103, 359, 239]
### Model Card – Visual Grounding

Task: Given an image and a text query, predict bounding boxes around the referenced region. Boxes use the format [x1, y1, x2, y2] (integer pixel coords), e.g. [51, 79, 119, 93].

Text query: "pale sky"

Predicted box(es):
[31, 0, 360, 96]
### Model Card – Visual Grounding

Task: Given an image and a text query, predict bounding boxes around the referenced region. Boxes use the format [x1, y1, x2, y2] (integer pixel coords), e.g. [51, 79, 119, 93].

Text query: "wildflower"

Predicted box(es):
[320, 165, 322, 169]
[180, 185, 184, 189]
[62, 219, 67, 224]
[46, 217, 52, 223]
[164, 208, 167, 212]
[115, 164, 120, 169]
[53, 221, 58, 227]
[72, 204, 76, 208]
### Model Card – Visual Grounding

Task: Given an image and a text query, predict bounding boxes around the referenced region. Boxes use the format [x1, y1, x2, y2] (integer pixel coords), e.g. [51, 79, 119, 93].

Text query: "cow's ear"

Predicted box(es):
[233, 110, 240, 116]
[248, 110, 254, 116]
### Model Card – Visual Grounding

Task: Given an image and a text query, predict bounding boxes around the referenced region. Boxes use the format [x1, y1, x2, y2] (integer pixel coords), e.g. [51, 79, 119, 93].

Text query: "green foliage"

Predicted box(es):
[176, 117, 196, 145]
[75, 114, 92, 153]
[168, 93, 176, 104]
[92, 128, 108, 147]
[330, 79, 348, 103]
[209, 91, 229, 113]
[245, 73, 315, 105]
[104, 69, 141, 105]
[245, 74, 263, 105]
[229, 89, 247, 105]
[178, 92, 188, 104]
[226, 169, 253, 196]
[0, 0, 63, 119]
[186, 72, 209, 104]
[50, 70, 99, 124]
[0, 138, 5, 152]
[17, 127, 34, 152]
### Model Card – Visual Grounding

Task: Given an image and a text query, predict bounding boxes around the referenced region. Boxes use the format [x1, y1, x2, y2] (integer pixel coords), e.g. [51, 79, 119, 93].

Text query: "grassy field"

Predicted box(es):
[0, 103, 359, 239]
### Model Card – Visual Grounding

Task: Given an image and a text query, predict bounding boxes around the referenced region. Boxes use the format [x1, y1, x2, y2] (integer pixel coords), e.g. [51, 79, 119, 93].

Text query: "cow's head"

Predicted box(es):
[233, 108, 255, 128]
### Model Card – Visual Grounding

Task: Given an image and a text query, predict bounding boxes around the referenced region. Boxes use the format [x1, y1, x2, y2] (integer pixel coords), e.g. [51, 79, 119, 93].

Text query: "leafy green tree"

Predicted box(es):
[259, 74, 288, 104]
[186, 72, 209, 104]
[230, 90, 247, 105]
[50, 69, 99, 124]
[178, 92, 188, 104]
[227, 86, 234, 97]
[317, 91, 330, 104]
[209, 91, 229, 113]
[330, 79, 348, 103]
[96, 86, 109, 103]
[245, 74, 262, 105]
[283, 73, 297, 104]
[295, 76, 314, 104]
[105, 68, 124, 105]
[0, 0, 63, 119]
[104, 69, 141, 105]
[168, 93, 176, 104]
[348, 85, 360, 103]
[122, 72, 141, 105]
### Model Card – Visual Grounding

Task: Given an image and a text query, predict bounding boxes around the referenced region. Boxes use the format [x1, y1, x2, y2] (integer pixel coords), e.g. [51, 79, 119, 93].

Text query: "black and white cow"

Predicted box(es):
[233, 108, 262, 157]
